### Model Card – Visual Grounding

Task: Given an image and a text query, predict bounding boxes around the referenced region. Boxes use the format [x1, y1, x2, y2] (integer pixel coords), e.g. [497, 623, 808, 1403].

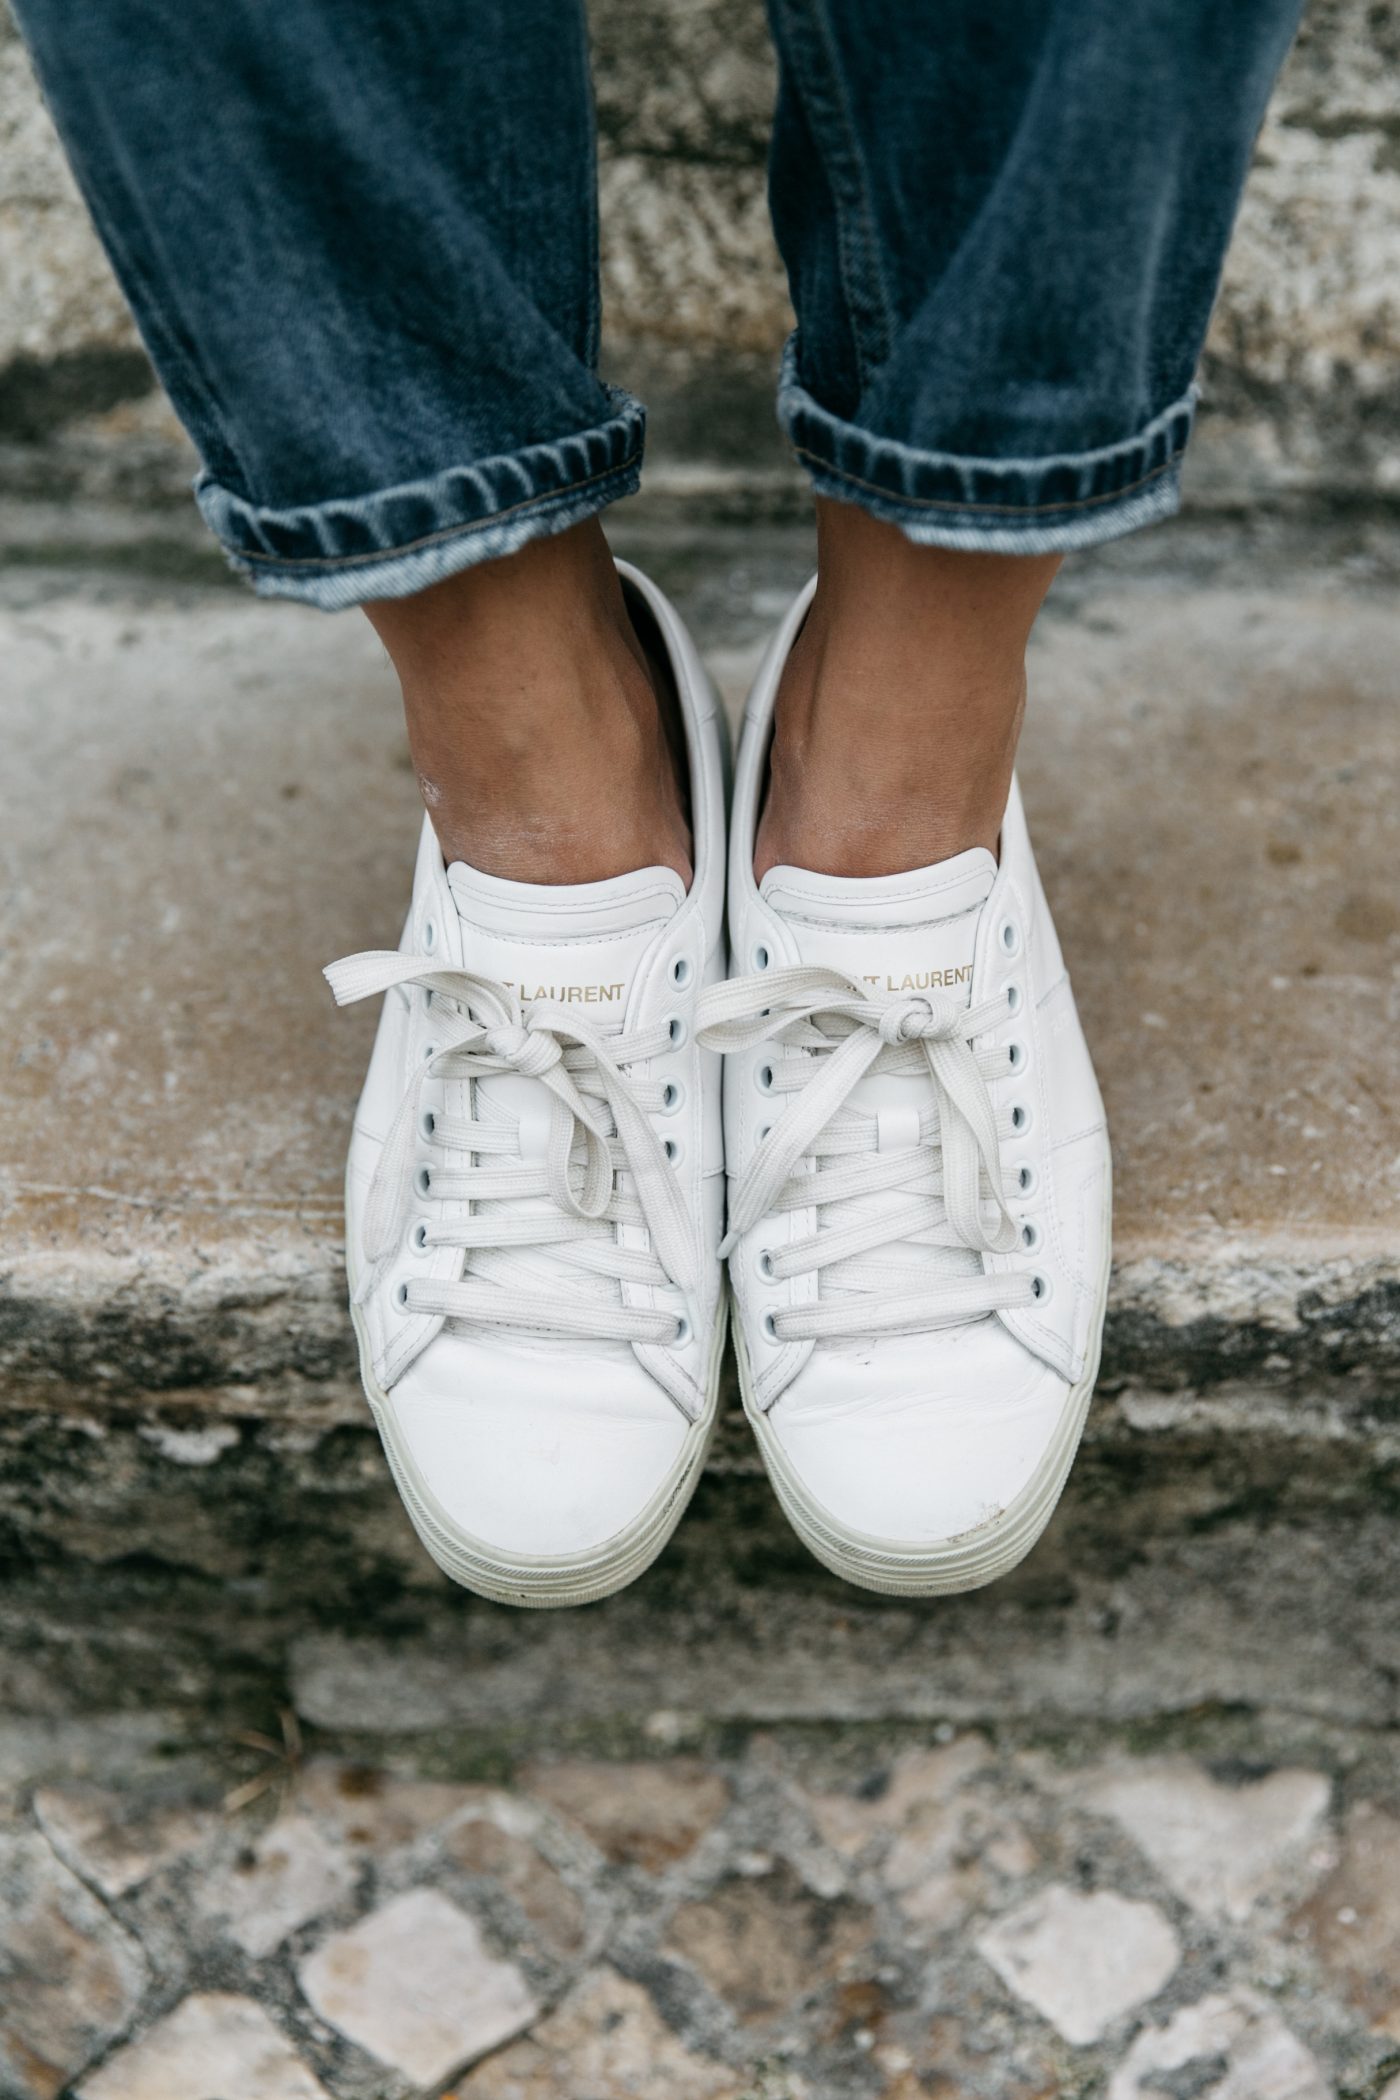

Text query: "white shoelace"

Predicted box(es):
[325, 950, 699, 1344]
[696, 966, 1036, 1342]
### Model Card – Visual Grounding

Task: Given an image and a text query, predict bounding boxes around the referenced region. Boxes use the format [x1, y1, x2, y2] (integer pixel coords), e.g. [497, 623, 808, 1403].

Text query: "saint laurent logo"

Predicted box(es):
[860, 965, 973, 991]
[505, 980, 625, 1005]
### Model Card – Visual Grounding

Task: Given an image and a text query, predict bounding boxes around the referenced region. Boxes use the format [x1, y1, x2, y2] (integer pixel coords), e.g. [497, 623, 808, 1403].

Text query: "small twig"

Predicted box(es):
[223, 1706, 306, 1817]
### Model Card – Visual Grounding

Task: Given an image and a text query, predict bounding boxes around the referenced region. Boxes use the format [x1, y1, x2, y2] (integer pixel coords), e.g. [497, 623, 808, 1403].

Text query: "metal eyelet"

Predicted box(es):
[1021, 1221, 1040, 1252]
[1010, 1102, 1032, 1135]
[752, 944, 770, 971]
[1008, 1041, 1027, 1073]
[671, 956, 691, 986]
[1031, 1273, 1052, 1303]
[1016, 1164, 1036, 1196]
[756, 1063, 775, 1094]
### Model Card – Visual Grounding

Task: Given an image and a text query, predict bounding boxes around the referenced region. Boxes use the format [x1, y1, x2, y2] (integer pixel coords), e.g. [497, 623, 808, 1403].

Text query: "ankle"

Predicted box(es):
[754, 501, 1056, 880]
[366, 522, 692, 886]
[422, 652, 690, 884]
[757, 634, 1022, 878]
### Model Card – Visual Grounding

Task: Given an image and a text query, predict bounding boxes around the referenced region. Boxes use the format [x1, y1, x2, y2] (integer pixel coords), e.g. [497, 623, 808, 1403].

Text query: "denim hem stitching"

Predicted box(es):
[780, 365, 1197, 520]
[216, 449, 642, 572]
[793, 443, 1182, 516]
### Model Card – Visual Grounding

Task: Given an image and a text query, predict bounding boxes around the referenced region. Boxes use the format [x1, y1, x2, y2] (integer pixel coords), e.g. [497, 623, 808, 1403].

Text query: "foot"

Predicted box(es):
[701, 582, 1112, 1595]
[328, 562, 728, 1606]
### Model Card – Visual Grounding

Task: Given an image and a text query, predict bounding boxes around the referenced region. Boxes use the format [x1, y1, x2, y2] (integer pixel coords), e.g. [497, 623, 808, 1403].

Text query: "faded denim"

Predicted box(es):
[14, 0, 1302, 605]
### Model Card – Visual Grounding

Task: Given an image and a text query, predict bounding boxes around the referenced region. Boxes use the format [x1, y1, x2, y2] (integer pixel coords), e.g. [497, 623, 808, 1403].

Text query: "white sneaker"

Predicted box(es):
[698, 582, 1112, 1595]
[325, 563, 729, 1608]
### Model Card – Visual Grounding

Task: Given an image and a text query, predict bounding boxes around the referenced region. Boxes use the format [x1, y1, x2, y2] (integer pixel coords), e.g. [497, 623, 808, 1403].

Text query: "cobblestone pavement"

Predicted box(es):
[3, 1715, 1398, 2100]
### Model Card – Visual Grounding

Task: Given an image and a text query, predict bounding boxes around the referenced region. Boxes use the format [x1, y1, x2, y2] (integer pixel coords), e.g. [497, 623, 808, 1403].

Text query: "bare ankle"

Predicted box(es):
[755, 501, 1058, 880]
[366, 520, 692, 886]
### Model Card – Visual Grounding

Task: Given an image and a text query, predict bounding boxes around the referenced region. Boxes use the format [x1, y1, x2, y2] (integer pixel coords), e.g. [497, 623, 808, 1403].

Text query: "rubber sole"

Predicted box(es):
[736, 1166, 1113, 1598]
[347, 1252, 728, 1609]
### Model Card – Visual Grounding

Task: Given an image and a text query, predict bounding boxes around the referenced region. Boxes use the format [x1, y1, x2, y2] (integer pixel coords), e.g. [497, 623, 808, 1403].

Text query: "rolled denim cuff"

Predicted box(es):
[194, 386, 645, 609]
[779, 344, 1197, 556]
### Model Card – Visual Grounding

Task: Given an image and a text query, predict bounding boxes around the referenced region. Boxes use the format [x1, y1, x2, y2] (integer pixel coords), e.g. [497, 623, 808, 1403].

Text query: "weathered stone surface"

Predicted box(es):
[807, 1736, 990, 1858]
[293, 1760, 490, 1852]
[457, 1967, 741, 2099]
[33, 1781, 210, 1897]
[0, 1728, 1395, 2100]
[197, 1814, 354, 1958]
[0, 10, 140, 369]
[1088, 1760, 1332, 1921]
[976, 1885, 1181, 2046]
[522, 1758, 728, 1869]
[1290, 1801, 1400, 2035]
[874, 2024, 1058, 2100]
[77, 1993, 331, 2100]
[806, 1736, 1035, 1927]
[0, 1831, 148, 2099]
[666, 1860, 875, 2022]
[4, 546, 1400, 1725]
[1106, 1992, 1331, 2100]
[446, 1815, 588, 1958]
[297, 1888, 539, 2083]
[8, 565, 1400, 1419]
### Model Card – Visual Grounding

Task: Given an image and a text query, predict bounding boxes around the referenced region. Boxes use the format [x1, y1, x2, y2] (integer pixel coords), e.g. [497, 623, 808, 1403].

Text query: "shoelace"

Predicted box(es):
[696, 965, 1036, 1342]
[325, 950, 699, 1344]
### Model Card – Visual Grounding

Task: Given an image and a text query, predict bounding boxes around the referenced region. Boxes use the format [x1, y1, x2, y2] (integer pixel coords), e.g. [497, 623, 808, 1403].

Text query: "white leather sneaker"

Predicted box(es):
[698, 582, 1111, 1596]
[325, 563, 728, 1608]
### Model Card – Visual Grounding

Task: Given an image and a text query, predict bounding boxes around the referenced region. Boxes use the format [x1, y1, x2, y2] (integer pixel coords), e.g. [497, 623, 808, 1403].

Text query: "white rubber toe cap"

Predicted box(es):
[384, 1333, 690, 1560]
[765, 1322, 1071, 1547]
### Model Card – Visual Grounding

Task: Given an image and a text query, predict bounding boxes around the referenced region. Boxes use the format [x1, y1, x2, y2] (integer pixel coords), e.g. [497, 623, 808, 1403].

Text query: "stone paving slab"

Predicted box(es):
[0, 1722, 1397, 2100]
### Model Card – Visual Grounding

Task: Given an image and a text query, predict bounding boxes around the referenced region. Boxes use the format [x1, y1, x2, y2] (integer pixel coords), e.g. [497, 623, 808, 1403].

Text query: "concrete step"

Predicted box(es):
[2, 506, 1399, 1726]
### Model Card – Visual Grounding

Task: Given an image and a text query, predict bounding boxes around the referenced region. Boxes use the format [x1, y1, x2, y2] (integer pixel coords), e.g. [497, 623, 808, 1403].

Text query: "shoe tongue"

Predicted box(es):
[445, 861, 687, 1022]
[438, 861, 687, 1350]
[756, 848, 1000, 1334]
[758, 848, 997, 999]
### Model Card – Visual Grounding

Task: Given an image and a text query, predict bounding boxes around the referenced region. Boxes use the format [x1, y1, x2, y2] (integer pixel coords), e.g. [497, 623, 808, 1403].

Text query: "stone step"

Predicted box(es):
[2, 507, 1399, 1725]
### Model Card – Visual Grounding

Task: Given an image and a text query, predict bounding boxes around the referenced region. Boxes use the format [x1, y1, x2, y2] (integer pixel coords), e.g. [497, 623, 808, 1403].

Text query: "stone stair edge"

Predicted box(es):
[3, 1239, 1398, 1421]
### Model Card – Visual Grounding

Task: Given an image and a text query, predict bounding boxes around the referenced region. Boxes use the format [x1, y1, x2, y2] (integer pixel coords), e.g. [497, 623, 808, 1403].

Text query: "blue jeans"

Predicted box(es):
[14, 0, 1301, 608]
